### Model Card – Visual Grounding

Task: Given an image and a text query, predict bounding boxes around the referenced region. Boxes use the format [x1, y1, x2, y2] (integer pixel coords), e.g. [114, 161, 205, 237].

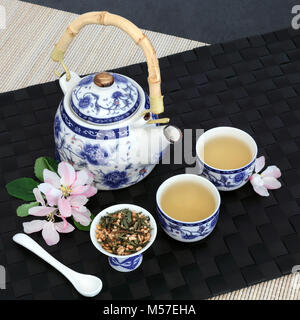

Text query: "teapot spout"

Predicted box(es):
[132, 125, 182, 165]
[163, 125, 182, 144]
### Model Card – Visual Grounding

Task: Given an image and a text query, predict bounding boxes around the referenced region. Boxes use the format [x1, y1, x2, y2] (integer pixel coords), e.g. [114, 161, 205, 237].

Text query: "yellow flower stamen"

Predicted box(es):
[61, 185, 72, 197]
[46, 212, 55, 223]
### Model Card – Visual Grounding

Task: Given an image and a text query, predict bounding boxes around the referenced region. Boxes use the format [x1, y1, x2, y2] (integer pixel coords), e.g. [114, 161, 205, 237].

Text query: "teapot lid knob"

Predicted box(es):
[94, 72, 114, 87]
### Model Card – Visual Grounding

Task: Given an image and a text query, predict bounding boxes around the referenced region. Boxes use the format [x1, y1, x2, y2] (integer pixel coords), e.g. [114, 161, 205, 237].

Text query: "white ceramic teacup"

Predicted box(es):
[196, 127, 257, 191]
[156, 174, 221, 242]
[90, 204, 157, 272]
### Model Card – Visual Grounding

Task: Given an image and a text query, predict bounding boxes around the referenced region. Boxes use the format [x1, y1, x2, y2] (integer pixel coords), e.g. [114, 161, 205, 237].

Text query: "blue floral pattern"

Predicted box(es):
[157, 206, 219, 242]
[80, 144, 108, 166]
[71, 73, 140, 124]
[54, 106, 157, 190]
[199, 159, 255, 191]
[101, 170, 129, 189]
[60, 102, 130, 140]
[54, 115, 61, 139]
[234, 172, 246, 183]
[54, 78, 161, 190]
[78, 95, 92, 109]
[109, 254, 142, 272]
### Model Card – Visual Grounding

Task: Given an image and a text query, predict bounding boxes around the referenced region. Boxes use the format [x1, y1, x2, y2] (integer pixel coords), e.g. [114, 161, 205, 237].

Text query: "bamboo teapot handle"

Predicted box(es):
[50, 11, 165, 115]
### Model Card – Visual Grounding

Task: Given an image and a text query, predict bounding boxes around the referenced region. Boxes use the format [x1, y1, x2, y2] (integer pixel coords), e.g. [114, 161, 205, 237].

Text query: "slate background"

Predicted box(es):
[23, 0, 298, 43]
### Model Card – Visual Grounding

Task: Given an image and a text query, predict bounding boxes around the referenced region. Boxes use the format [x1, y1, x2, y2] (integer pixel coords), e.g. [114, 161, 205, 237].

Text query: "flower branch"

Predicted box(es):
[5, 157, 98, 245]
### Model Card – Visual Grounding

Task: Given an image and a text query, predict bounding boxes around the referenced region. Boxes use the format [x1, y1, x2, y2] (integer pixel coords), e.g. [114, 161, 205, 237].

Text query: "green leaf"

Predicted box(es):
[16, 202, 39, 217]
[44, 157, 59, 173]
[5, 178, 39, 201]
[34, 156, 59, 182]
[72, 213, 95, 231]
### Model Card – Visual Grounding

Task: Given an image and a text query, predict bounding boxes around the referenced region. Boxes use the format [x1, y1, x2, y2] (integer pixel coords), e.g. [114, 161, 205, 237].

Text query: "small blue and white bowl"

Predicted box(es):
[156, 174, 221, 243]
[196, 127, 258, 191]
[90, 204, 157, 272]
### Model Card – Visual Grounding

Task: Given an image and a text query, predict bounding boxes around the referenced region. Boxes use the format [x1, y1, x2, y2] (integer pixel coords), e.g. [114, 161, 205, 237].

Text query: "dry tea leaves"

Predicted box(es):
[95, 209, 152, 255]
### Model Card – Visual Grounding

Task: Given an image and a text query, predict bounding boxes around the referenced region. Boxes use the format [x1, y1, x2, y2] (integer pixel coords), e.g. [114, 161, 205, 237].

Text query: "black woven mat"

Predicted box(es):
[1, 27, 300, 300]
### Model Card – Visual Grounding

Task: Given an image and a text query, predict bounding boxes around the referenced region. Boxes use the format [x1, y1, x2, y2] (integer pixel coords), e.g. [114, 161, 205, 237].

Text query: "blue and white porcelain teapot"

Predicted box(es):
[51, 11, 181, 190]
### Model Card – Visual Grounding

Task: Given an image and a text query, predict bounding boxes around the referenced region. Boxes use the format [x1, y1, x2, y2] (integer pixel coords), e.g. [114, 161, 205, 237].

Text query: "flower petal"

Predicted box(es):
[69, 195, 88, 207]
[28, 206, 55, 216]
[253, 184, 270, 197]
[58, 162, 75, 186]
[80, 186, 97, 198]
[58, 197, 72, 217]
[250, 173, 264, 187]
[263, 176, 282, 190]
[75, 205, 88, 213]
[42, 221, 60, 246]
[72, 169, 89, 188]
[72, 208, 91, 226]
[70, 185, 90, 195]
[55, 221, 75, 233]
[38, 182, 52, 194]
[38, 183, 62, 206]
[43, 169, 61, 189]
[261, 165, 281, 179]
[33, 188, 45, 206]
[45, 188, 62, 206]
[255, 156, 265, 173]
[61, 216, 68, 230]
[23, 220, 47, 234]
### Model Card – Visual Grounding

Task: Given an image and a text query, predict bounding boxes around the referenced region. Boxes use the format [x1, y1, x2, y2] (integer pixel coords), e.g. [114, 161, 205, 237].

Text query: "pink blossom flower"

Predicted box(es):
[38, 162, 97, 205]
[38, 162, 97, 221]
[20, 162, 97, 246]
[24, 188, 75, 245]
[23, 219, 74, 246]
[250, 156, 282, 197]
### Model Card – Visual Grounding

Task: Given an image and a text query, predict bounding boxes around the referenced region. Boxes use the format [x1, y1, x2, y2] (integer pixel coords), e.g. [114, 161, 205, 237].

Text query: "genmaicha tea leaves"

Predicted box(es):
[95, 209, 152, 255]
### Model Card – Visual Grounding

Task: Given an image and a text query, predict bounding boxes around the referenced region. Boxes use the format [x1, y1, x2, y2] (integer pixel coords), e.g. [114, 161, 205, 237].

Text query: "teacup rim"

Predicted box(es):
[196, 126, 258, 172]
[156, 174, 221, 225]
[90, 204, 157, 258]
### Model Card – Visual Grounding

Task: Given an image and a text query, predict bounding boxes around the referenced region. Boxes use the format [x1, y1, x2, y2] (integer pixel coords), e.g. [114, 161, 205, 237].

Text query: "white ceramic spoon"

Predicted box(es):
[13, 233, 102, 297]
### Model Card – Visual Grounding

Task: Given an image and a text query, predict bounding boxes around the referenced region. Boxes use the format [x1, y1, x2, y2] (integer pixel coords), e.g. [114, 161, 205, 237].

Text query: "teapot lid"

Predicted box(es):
[70, 72, 141, 125]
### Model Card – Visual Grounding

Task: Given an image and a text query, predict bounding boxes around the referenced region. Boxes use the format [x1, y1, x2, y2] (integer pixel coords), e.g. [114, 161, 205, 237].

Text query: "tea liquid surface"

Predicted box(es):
[203, 136, 252, 170]
[160, 181, 217, 222]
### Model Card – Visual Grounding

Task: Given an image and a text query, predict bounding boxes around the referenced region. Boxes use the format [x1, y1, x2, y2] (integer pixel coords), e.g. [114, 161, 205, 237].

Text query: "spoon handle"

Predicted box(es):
[13, 233, 75, 278]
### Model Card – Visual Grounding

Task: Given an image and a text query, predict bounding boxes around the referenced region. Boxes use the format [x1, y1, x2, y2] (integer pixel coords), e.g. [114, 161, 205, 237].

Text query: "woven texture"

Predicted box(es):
[1, 26, 300, 300]
[0, 0, 204, 93]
